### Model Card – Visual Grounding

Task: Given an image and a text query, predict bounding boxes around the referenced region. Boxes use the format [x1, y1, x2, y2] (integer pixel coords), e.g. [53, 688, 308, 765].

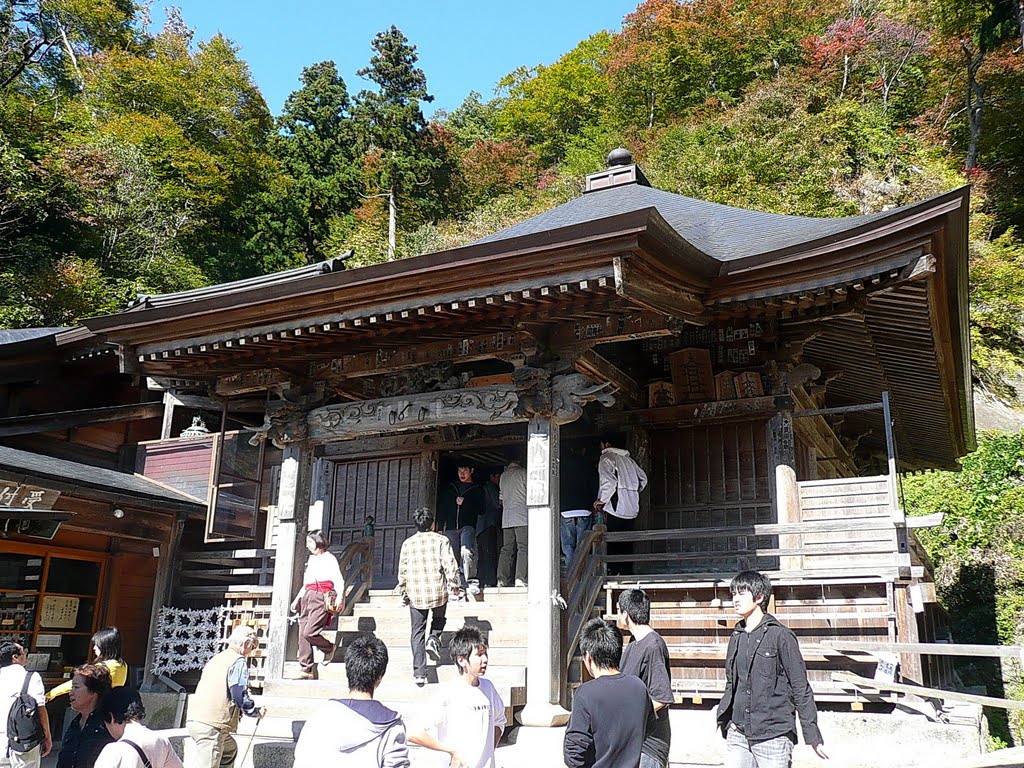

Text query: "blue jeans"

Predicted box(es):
[559, 514, 593, 567]
[725, 726, 793, 768]
[445, 526, 476, 582]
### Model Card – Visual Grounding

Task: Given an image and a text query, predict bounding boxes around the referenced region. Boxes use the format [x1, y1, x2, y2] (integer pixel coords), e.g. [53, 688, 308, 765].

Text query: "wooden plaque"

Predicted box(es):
[669, 348, 715, 403]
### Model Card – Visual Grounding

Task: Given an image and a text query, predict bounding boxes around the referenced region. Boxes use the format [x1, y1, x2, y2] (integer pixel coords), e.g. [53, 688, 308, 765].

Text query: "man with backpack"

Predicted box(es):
[1, 641, 51, 768]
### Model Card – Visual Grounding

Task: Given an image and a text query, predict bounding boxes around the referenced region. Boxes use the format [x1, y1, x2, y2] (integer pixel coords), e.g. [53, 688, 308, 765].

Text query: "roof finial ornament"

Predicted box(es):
[607, 147, 633, 167]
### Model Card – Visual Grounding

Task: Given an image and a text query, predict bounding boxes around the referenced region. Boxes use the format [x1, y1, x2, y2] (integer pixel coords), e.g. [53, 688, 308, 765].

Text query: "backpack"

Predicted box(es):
[6, 670, 43, 753]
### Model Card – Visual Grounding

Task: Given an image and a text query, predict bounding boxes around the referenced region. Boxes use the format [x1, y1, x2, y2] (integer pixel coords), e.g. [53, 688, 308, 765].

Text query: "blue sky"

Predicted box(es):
[152, 1, 637, 118]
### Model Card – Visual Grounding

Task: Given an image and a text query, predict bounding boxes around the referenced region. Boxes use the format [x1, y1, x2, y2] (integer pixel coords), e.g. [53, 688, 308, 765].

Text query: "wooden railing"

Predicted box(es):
[602, 472, 912, 580]
[562, 524, 607, 669]
[603, 516, 907, 580]
[333, 535, 375, 617]
[178, 548, 275, 600]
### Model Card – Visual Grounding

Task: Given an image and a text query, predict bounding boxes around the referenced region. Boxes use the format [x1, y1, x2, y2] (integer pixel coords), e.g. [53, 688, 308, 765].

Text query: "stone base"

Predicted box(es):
[515, 702, 570, 727]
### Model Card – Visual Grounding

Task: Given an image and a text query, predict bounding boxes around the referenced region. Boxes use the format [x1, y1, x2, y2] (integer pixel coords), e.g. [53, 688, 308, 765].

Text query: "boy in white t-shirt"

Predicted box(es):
[409, 627, 506, 768]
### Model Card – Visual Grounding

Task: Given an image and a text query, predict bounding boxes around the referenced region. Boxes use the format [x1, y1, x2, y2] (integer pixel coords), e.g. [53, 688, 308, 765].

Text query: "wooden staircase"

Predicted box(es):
[240, 587, 530, 740]
[604, 578, 893, 705]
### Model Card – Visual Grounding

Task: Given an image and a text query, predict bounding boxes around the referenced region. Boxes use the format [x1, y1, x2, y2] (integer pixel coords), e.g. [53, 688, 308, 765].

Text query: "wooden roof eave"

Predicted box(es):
[931, 198, 975, 456]
[84, 209, 705, 346]
[716, 187, 968, 277]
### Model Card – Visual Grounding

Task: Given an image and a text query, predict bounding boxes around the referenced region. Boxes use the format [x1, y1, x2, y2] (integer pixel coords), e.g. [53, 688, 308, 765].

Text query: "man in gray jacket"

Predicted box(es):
[293, 637, 409, 767]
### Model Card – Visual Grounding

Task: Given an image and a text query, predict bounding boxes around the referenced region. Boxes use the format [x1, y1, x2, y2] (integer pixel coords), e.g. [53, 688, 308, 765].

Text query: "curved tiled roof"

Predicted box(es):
[0, 328, 66, 346]
[473, 183, 914, 262]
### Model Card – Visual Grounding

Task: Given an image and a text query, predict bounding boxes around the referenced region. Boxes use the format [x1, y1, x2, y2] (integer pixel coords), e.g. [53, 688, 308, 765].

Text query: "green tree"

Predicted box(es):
[353, 25, 438, 260]
[495, 31, 611, 165]
[272, 60, 360, 264]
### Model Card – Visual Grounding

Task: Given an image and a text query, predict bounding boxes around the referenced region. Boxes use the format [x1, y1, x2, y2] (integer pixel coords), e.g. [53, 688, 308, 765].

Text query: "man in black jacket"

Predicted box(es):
[437, 460, 485, 595]
[716, 570, 828, 768]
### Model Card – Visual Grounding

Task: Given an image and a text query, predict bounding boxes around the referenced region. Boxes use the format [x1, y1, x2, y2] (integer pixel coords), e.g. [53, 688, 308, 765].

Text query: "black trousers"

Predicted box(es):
[409, 602, 447, 678]
[606, 514, 635, 575]
[477, 526, 499, 586]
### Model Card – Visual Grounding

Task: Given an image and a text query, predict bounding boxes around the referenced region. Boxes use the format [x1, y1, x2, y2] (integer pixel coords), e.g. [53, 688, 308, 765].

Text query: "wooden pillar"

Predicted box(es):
[895, 584, 924, 684]
[266, 440, 315, 680]
[768, 411, 799, 570]
[142, 510, 185, 691]
[519, 415, 570, 726]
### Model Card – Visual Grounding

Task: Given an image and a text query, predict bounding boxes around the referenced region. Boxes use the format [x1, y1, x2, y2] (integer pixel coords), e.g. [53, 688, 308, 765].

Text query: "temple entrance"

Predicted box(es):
[324, 451, 432, 588]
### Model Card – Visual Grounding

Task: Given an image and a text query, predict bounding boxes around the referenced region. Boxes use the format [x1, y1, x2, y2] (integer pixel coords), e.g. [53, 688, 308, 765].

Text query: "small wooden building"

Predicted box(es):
[0, 327, 205, 708]
[73, 150, 971, 718]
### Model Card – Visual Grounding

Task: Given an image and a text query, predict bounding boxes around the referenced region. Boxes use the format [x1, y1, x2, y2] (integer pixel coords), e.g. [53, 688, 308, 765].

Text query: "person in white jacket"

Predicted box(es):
[595, 436, 648, 575]
[294, 636, 409, 768]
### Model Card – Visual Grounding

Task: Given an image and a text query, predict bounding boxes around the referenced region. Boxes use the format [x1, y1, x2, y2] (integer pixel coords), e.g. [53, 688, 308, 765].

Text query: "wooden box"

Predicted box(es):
[733, 371, 764, 398]
[648, 381, 676, 408]
[669, 348, 715, 403]
[714, 371, 737, 400]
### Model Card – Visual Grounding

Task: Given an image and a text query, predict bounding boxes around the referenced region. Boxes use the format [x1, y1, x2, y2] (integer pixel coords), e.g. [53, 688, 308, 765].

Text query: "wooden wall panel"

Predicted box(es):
[328, 453, 426, 588]
[134, 437, 215, 501]
[106, 553, 158, 671]
[644, 420, 774, 573]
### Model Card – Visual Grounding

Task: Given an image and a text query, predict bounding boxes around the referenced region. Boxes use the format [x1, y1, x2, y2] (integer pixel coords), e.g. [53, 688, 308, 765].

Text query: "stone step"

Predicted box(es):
[349, 603, 530, 622]
[288, 643, 528, 671]
[326, 624, 530, 648]
[270, 663, 528, 696]
[280, 658, 528, 687]
[367, 586, 528, 603]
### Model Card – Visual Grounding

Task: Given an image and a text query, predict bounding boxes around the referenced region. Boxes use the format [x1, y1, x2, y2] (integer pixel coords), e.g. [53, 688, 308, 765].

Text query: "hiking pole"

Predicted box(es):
[239, 711, 263, 768]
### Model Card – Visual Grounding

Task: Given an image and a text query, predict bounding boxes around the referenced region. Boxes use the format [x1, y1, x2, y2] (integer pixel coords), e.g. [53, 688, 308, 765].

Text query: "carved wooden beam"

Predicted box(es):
[310, 330, 537, 380]
[599, 395, 793, 430]
[215, 368, 291, 396]
[0, 402, 163, 438]
[547, 311, 684, 350]
[308, 387, 522, 441]
[573, 349, 641, 406]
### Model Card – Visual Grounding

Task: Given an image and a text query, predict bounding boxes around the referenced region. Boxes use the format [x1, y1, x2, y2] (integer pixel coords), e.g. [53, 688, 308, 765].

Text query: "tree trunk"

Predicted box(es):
[387, 187, 396, 261]
[963, 45, 985, 171]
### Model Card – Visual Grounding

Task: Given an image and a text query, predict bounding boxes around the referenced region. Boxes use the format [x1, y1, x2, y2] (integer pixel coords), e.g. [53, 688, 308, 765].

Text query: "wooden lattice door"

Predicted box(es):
[326, 452, 433, 588]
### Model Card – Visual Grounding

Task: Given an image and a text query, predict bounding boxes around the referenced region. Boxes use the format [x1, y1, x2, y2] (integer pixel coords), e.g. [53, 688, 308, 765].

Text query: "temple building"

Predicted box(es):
[3, 150, 972, 727]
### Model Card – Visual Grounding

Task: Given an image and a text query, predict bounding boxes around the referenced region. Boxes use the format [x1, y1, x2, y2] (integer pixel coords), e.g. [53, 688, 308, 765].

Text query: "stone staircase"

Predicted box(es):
[240, 586, 530, 742]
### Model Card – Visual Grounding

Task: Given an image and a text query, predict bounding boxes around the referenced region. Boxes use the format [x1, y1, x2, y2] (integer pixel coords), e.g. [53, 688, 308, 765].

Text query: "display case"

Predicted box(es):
[0, 543, 107, 684]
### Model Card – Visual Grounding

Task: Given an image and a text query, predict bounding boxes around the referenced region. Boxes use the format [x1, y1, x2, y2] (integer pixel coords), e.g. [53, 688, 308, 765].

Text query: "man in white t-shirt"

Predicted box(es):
[409, 627, 506, 768]
[0, 642, 52, 768]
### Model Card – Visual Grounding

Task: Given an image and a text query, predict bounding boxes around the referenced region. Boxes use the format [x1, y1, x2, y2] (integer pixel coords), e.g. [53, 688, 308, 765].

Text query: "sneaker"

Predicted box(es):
[320, 643, 336, 666]
[496, 581, 510, 588]
[414, 675, 427, 687]
[515, 578, 527, 588]
[467, 580, 481, 595]
[294, 671, 316, 680]
[426, 637, 441, 662]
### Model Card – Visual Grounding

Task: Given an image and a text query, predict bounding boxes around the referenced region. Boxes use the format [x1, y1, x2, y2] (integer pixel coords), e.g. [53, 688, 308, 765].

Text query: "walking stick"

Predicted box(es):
[239, 712, 262, 768]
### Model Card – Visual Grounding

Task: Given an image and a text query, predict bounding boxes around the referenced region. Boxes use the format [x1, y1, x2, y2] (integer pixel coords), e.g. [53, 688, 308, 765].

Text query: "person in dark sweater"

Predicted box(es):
[559, 444, 598, 568]
[716, 570, 828, 768]
[618, 588, 673, 768]
[564, 618, 653, 768]
[437, 460, 485, 595]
